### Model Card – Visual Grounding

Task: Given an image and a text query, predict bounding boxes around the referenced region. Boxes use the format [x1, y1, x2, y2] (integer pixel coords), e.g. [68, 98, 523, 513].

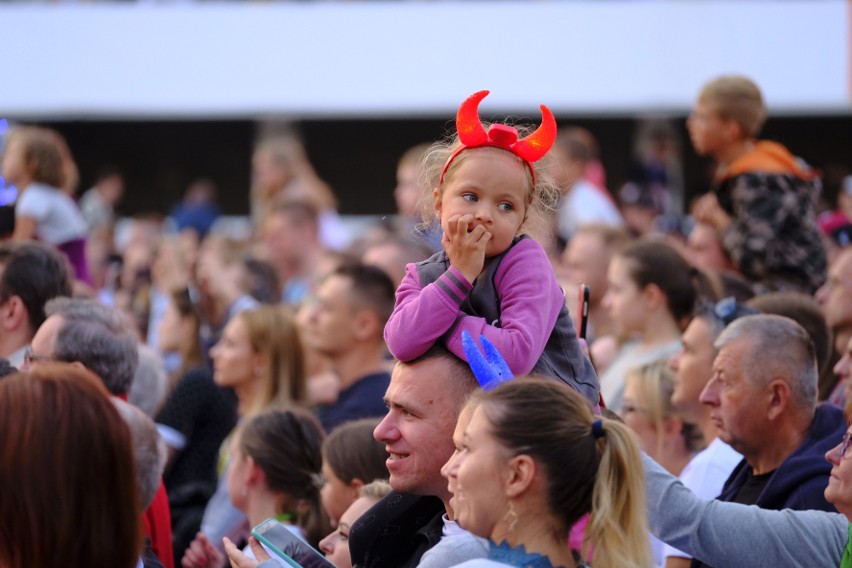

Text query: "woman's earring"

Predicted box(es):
[503, 500, 518, 534]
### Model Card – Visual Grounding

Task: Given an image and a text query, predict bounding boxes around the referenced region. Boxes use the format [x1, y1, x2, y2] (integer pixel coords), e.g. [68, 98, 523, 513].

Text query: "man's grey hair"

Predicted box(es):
[714, 314, 817, 410]
[128, 345, 169, 419]
[113, 398, 166, 509]
[45, 298, 139, 396]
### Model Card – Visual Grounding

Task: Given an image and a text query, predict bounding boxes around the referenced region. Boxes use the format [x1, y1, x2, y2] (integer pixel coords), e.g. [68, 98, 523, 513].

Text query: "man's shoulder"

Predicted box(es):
[750, 404, 847, 511]
[349, 492, 445, 568]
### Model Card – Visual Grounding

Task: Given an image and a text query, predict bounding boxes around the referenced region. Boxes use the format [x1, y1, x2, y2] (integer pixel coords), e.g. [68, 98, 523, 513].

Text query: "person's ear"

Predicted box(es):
[767, 379, 791, 421]
[663, 416, 685, 440]
[346, 477, 365, 502]
[723, 117, 745, 142]
[353, 309, 380, 341]
[642, 282, 665, 311]
[246, 456, 266, 488]
[0, 295, 25, 332]
[433, 188, 442, 221]
[504, 454, 536, 499]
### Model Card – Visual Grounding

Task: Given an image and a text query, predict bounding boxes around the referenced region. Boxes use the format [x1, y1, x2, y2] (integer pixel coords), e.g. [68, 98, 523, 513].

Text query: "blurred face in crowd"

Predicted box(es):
[319, 496, 378, 568]
[670, 317, 717, 422]
[300, 274, 359, 359]
[602, 256, 646, 336]
[226, 433, 251, 512]
[394, 163, 420, 219]
[687, 100, 733, 157]
[320, 461, 360, 527]
[157, 300, 185, 355]
[1, 139, 27, 186]
[622, 374, 661, 460]
[252, 147, 289, 194]
[816, 251, 852, 336]
[562, 231, 610, 306]
[687, 222, 733, 273]
[833, 336, 852, 403]
[210, 316, 259, 389]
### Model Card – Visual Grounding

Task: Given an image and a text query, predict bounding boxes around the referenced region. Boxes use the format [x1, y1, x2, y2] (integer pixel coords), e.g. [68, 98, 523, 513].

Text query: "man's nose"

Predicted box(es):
[374, 415, 397, 442]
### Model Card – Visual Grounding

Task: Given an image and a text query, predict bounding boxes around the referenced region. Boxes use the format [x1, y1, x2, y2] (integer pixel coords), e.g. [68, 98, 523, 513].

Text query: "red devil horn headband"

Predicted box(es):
[439, 90, 557, 187]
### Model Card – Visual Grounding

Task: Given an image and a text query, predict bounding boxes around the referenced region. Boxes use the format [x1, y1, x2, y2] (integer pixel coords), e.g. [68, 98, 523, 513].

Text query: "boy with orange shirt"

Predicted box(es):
[689, 75, 826, 294]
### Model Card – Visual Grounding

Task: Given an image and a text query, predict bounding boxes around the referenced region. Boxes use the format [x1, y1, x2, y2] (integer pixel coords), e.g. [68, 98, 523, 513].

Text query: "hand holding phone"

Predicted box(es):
[252, 518, 336, 568]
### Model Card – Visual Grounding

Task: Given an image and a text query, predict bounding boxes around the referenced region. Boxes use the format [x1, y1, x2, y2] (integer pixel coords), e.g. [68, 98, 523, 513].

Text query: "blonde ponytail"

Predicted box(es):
[585, 418, 654, 568]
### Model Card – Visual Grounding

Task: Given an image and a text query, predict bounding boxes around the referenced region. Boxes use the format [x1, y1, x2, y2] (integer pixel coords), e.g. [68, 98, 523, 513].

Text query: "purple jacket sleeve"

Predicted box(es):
[384, 239, 562, 375]
[384, 262, 474, 362]
[442, 239, 562, 375]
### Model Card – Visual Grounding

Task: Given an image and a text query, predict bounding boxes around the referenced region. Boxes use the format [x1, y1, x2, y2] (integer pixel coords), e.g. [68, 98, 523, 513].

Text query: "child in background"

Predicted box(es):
[384, 90, 598, 406]
[688, 74, 826, 294]
[319, 418, 389, 527]
[318, 480, 392, 568]
[1, 126, 90, 284]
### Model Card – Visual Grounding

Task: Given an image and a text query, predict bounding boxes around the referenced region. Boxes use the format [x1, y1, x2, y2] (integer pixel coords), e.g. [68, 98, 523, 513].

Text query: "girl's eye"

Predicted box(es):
[498, 203, 514, 212]
[462, 193, 477, 202]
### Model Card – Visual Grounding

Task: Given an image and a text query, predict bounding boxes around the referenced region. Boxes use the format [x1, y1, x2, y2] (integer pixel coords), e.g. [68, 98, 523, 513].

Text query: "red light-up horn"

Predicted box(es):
[513, 104, 557, 163]
[439, 90, 557, 188]
[456, 90, 490, 147]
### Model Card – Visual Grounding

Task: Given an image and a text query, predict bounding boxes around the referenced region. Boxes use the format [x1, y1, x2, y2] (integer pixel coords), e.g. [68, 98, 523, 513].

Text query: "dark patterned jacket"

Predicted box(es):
[715, 141, 827, 294]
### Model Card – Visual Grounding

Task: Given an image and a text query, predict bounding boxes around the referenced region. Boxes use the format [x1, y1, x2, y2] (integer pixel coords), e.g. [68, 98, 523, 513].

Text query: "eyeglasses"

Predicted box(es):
[23, 347, 57, 367]
[839, 431, 852, 459]
[713, 297, 759, 328]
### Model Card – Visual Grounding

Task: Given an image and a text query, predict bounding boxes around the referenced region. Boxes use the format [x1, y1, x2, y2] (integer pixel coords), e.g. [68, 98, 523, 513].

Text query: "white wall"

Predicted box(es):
[1, 0, 848, 118]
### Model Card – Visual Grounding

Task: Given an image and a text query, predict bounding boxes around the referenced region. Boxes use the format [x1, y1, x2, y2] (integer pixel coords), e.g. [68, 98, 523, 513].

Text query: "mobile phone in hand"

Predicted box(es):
[576, 284, 590, 340]
[252, 518, 336, 568]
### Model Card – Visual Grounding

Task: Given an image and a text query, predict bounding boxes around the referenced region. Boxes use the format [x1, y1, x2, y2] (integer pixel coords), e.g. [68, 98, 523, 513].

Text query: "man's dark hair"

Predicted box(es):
[0, 242, 73, 334]
[333, 263, 397, 326]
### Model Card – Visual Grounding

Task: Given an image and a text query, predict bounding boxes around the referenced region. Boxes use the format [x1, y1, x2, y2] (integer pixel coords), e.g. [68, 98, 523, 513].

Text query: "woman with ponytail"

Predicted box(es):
[182, 407, 331, 567]
[443, 377, 653, 568]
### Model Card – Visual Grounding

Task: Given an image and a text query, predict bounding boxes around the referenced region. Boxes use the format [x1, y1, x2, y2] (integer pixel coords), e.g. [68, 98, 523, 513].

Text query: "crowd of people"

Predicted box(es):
[1, 73, 852, 568]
